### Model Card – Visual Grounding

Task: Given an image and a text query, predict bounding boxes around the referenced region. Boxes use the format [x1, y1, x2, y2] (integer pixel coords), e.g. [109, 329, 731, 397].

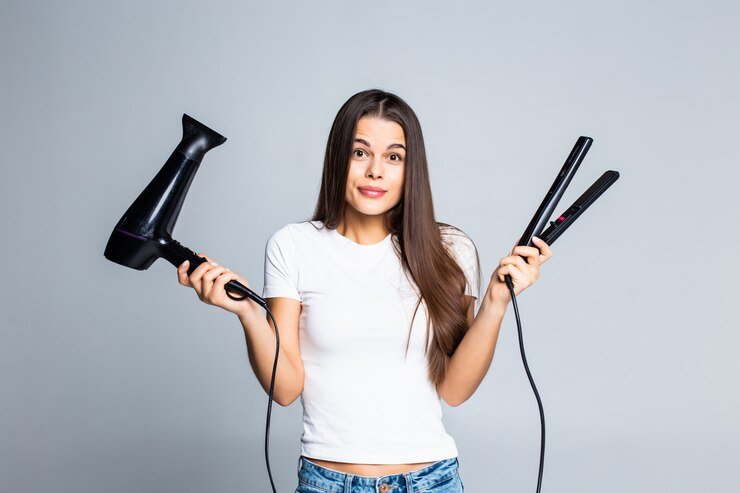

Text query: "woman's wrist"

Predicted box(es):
[482, 286, 509, 316]
[236, 302, 264, 326]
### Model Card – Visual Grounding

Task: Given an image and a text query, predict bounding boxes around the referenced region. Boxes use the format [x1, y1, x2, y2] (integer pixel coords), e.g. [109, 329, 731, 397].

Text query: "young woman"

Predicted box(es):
[177, 89, 553, 492]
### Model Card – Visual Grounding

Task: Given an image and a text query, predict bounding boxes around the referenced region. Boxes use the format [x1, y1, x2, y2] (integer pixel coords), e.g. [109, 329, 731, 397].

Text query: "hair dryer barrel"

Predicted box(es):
[103, 114, 226, 270]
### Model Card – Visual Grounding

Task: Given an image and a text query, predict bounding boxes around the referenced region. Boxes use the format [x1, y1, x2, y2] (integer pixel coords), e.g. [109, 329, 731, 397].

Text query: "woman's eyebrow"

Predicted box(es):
[354, 138, 406, 151]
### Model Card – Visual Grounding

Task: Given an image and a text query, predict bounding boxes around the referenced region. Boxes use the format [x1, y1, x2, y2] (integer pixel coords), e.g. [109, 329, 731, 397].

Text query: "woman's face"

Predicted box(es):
[344, 116, 406, 224]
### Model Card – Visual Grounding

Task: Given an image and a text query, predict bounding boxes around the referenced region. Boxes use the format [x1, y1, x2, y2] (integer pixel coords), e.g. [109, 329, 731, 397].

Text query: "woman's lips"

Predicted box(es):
[359, 187, 386, 198]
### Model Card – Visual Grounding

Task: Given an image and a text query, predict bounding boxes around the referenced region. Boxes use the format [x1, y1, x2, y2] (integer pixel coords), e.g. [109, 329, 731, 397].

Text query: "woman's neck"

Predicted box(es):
[336, 212, 389, 245]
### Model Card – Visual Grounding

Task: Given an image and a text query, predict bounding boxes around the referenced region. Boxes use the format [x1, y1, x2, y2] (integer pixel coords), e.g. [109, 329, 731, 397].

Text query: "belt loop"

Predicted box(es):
[297, 456, 303, 475]
[403, 472, 413, 493]
[344, 473, 354, 492]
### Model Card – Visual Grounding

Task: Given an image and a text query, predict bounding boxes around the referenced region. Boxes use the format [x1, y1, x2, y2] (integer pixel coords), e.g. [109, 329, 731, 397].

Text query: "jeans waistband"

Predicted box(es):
[297, 456, 460, 493]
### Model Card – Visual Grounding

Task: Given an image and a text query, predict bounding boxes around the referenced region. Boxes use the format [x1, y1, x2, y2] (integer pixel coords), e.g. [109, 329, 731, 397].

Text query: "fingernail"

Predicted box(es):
[211, 262, 218, 266]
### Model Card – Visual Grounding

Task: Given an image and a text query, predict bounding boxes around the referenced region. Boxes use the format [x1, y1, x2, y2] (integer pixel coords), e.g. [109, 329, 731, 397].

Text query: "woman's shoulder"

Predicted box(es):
[437, 222, 475, 246]
[437, 223, 481, 296]
[437, 222, 479, 264]
[267, 219, 327, 245]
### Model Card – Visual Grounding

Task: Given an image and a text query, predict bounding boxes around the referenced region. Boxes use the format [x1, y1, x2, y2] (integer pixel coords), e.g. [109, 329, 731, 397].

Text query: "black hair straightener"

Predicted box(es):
[515, 136, 619, 249]
[505, 136, 619, 493]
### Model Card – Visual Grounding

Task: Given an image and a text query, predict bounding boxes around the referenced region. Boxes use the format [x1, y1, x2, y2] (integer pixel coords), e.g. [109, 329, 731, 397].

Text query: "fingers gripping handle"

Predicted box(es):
[162, 239, 267, 308]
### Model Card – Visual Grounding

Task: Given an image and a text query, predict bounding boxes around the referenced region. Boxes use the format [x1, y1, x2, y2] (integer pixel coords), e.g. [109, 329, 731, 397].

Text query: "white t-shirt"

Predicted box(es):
[261, 220, 480, 463]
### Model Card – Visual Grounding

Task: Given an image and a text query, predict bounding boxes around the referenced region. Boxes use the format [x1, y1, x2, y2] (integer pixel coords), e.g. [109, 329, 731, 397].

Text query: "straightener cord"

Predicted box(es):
[505, 275, 546, 493]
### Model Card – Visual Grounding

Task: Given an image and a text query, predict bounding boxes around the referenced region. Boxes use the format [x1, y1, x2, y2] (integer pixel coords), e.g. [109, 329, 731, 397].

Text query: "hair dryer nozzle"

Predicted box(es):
[176, 114, 227, 163]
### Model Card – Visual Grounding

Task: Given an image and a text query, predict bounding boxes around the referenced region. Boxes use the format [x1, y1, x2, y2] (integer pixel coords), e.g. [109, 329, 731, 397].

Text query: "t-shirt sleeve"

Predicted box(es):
[262, 225, 301, 301]
[442, 228, 481, 300]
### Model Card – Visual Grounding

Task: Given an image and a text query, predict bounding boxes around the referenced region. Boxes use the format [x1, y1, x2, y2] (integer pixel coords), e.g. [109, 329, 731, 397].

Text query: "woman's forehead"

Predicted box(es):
[355, 117, 405, 145]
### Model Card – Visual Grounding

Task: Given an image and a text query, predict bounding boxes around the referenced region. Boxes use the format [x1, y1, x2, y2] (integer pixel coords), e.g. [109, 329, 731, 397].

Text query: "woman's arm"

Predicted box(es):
[436, 296, 507, 407]
[238, 297, 304, 407]
[436, 236, 552, 407]
[177, 251, 304, 407]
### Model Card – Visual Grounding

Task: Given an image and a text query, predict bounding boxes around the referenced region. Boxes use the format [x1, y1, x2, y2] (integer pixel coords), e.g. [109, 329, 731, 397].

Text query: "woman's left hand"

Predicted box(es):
[486, 236, 553, 308]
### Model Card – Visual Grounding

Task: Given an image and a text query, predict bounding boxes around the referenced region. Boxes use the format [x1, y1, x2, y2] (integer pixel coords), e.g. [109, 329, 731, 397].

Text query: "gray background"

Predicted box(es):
[1, 0, 738, 492]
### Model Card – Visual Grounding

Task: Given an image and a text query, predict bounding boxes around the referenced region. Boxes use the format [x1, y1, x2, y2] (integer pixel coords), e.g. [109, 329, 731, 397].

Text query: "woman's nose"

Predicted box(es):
[366, 156, 383, 178]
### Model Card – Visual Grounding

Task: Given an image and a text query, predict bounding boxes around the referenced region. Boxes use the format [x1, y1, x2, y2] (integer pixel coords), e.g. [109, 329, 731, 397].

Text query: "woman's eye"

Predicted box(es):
[353, 149, 366, 158]
[389, 154, 403, 162]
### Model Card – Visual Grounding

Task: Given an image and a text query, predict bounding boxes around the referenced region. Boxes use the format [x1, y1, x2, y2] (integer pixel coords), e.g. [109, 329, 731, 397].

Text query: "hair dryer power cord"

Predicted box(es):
[226, 288, 280, 493]
[264, 307, 280, 493]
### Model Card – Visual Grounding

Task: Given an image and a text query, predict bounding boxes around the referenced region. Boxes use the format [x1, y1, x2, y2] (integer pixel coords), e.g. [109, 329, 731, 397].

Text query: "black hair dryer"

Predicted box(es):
[103, 114, 266, 307]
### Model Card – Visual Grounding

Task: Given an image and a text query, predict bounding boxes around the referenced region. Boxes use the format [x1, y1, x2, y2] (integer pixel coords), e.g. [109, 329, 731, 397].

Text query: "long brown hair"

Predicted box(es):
[310, 89, 481, 388]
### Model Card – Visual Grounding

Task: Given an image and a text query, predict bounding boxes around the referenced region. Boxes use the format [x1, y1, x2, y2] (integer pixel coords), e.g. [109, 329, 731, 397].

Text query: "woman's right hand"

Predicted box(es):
[177, 253, 261, 319]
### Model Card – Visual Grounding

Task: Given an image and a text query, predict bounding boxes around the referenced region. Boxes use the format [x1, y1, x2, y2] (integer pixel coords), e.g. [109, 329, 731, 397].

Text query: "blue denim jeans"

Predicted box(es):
[294, 456, 464, 493]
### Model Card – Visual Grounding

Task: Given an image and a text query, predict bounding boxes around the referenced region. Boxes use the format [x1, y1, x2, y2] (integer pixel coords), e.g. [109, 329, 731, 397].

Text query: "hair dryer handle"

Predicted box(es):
[160, 238, 267, 308]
